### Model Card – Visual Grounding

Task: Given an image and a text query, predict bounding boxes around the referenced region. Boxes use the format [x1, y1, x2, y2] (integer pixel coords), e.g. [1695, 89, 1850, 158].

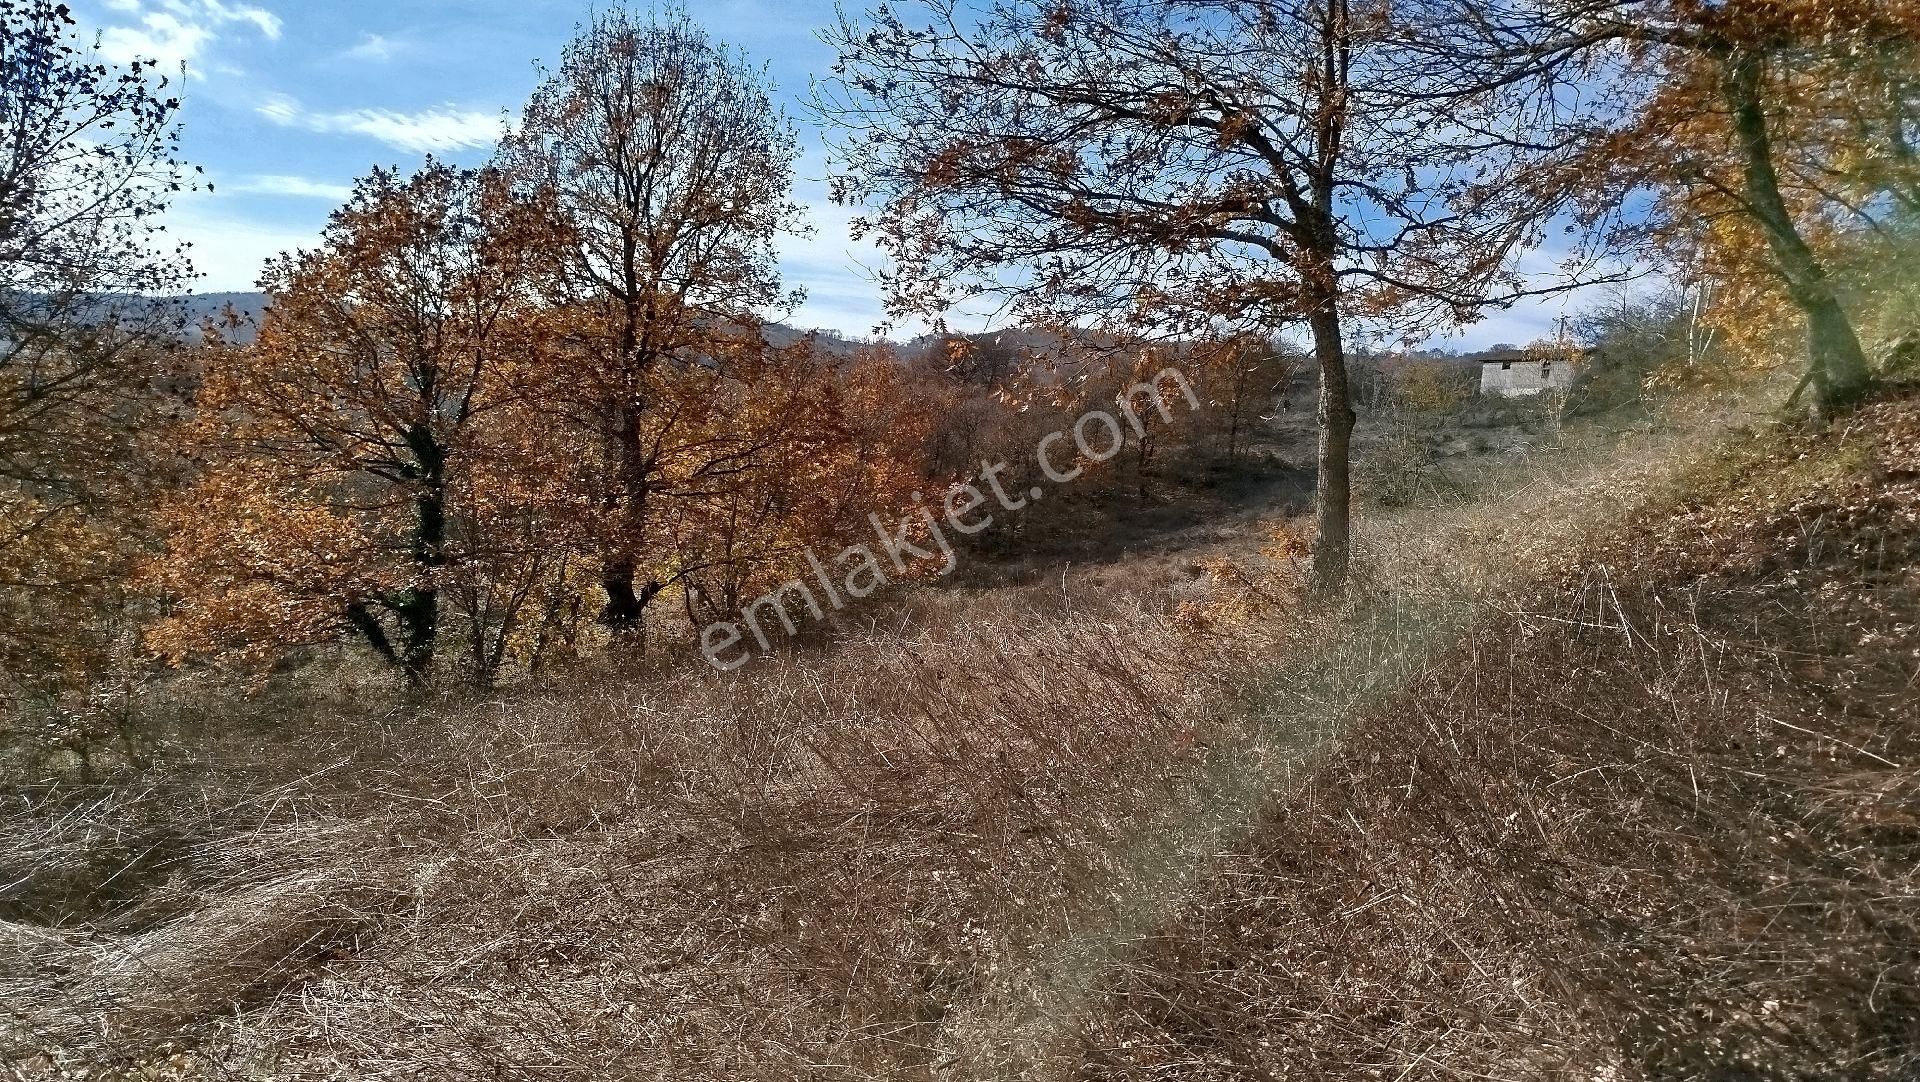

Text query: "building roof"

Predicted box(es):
[1473, 347, 1594, 364]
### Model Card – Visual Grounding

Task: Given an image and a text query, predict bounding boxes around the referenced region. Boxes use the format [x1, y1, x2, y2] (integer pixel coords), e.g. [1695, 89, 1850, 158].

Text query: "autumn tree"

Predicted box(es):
[937, 331, 1024, 389]
[499, 5, 805, 641]
[149, 164, 546, 685]
[669, 342, 935, 624]
[0, 0, 195, 688]
[1565, 289, 1711, 415]
[820, 0, 1582, 591]
[1436, 0, 1920, 416]
[153, 13, 948, 679]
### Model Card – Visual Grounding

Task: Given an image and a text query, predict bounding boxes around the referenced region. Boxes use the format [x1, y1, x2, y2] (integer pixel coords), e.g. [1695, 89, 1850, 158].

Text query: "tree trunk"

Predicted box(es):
[600, 556, 644, 632]
[1227, 361, 1247, 459]
[346, 602, 404, 674]
[398, 489, 443, 681]
[600, 556, 666, 648]
[1306, 0, 1354, 593]
[600, 400, 655, 643]
[393, 585, 437, 685]
[397, 426, 446, 685]
[1722, 49, 1873, 417]
[1307, 297, 1354, 594]
[1134, 417, 1155, 501]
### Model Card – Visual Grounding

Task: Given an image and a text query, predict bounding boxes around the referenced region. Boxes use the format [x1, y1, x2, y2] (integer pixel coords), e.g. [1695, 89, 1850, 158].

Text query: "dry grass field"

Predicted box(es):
[9, 382, 1912, 1080]
[5, 0, 1917, 1077]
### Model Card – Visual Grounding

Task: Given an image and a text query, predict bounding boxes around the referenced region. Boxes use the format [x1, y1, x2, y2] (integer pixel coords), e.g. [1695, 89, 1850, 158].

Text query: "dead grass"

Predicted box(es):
[1073, 392, 1920, 1080]
[6, 387, 1909, 1081]
[3, 585, 1270, 1079]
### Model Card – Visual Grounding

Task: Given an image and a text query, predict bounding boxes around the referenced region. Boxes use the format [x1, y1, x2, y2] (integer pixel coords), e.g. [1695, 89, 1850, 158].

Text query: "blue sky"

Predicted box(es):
[72, 0, 1585, 346]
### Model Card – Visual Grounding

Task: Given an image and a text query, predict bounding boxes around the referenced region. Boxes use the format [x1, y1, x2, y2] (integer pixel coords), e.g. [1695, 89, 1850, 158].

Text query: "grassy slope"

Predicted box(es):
[2, 391, 1915, 1081]
[1077, 391, 1920, 1080]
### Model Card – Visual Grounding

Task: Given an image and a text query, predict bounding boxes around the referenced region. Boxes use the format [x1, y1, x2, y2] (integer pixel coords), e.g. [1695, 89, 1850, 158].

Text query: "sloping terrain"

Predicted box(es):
[2, 392, 1914, 1081]
[1075, 392, 1920, 1079]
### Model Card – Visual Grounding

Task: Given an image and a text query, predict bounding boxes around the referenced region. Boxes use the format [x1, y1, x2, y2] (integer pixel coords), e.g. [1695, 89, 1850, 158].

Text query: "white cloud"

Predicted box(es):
[166, 195, 323, 291]
[226, 174, 354, 201]
[776, 195, 897, 336]
[330, 108, 502, 153]
[96, 0, 280, 75]
[256, 93, 300, 125]
[100, 12, 210, 71]
[197, 0, 280, 39]
[255, 94, 503, 154]
[343, 33, 402, 62]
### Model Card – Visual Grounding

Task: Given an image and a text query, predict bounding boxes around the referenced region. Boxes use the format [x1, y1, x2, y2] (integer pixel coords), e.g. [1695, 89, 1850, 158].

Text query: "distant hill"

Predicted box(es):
[174, 292, 269, 341]
[165, 293, 871, 356]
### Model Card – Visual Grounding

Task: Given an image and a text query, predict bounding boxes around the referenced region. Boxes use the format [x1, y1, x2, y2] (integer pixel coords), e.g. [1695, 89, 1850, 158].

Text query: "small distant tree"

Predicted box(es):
[1392, 361, 1473, 421]
[500, 5, 805, 642]
[1199, 338, 1300, 460]
[937, 333, 1025, 390]
[1088, 346, 1205, 500]
[0, 0, 195, 689]
[1567, 290, 1705, 415]
[672, 343, 935, 623]
[1358, 356, 1475, 509]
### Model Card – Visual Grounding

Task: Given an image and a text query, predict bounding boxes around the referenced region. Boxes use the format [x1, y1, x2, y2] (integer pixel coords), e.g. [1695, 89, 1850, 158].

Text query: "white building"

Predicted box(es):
[1477, 348, 1580, 398]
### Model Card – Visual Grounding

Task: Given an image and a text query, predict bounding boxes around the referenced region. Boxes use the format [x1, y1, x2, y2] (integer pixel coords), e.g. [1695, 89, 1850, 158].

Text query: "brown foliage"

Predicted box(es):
[819, 0, 1584, 589]
[142, 12, 937, 686]
[498, 5, 807, 638]
[0, 0, 196, 693]
[144, 164, 560, 684]
[1482, 0, 1920, 412]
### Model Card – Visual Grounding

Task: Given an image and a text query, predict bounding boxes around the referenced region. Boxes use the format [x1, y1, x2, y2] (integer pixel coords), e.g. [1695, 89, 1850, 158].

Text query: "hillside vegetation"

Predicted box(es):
[5, 381, 1915, 1079]
[1081, 390, 1920, 1080]
[3, 0, 1919, 1078]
